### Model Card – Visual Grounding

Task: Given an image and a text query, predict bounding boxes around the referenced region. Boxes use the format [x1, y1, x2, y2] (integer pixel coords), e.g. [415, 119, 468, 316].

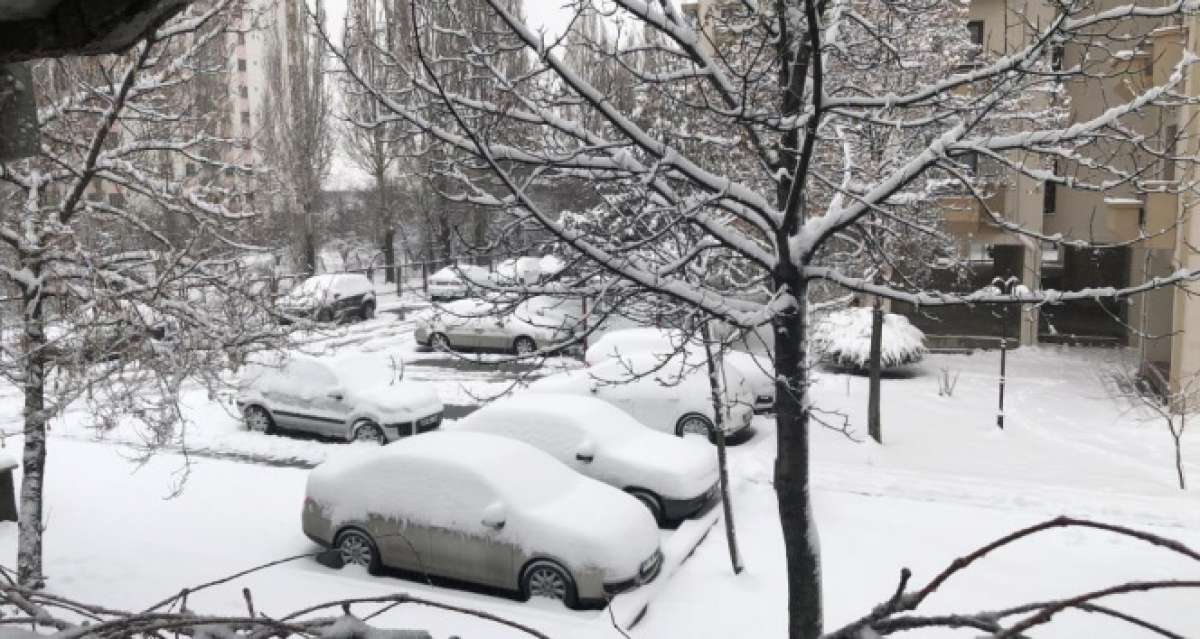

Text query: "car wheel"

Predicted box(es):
[676, 413, 715, 441]
[429, 332, 451, 352]
[316, 307, 334, 323]
[627, 488, 664, 526]
[352, 420, 387, 445]
[521, 559, 578, 608]
[243, 405, 276, 434]
[512, 336, 537, 356]
[335, 528, 382, 574]
[360, 301, 375, 321]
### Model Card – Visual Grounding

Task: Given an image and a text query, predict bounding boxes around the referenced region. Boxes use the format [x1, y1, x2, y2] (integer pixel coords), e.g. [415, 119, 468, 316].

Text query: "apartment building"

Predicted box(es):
[680, 0, 1200, 394]
[950, 1, 1194, 396]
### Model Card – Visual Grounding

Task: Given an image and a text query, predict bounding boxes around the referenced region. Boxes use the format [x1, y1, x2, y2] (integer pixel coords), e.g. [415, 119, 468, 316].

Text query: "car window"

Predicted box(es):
[487, 411, 583, 461]
[396, 460, 496, 529]
[285, 358, 339, 391]
[333, 274, 370, 296]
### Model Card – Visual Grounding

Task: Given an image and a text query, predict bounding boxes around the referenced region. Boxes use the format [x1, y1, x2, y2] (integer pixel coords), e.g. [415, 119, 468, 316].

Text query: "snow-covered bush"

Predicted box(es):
[812, 308, 927, 371]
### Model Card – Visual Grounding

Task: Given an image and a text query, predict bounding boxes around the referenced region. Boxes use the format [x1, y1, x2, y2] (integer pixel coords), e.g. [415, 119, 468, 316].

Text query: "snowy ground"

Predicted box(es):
[0, 338, 1197, 638]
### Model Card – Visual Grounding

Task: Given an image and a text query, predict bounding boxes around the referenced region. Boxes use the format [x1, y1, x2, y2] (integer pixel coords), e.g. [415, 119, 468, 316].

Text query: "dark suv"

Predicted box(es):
[277, 273, 376, 323]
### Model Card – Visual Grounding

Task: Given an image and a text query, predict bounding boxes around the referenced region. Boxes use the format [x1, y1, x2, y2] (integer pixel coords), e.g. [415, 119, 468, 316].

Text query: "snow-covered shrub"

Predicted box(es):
[812, 308, 927, 371]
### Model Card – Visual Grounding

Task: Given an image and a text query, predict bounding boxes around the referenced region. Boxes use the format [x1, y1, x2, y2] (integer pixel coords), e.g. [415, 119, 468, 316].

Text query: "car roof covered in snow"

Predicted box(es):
[319, 431, 581, 506]
[586, 327, 699, 365]
[459, 394, 647, 442]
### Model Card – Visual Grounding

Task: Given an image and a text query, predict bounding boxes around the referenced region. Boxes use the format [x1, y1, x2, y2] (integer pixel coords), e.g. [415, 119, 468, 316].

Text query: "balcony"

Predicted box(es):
[1104, 192, 1178, 249]
[938, 189, 1007, 231]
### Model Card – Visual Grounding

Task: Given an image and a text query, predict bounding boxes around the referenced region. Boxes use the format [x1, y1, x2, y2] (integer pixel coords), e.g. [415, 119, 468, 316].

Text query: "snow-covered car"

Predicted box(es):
[586, 327, 776, 414]
[235, 353, 443, 444]
[812, 307, 927, 371]
[526, 353, 756, 440]
[276, 273, 376, 323]
[302, 431, 663, 608]
[413, 297, 580, 355]
[455, 394, 719, 524]
[427, 264, 494, 301]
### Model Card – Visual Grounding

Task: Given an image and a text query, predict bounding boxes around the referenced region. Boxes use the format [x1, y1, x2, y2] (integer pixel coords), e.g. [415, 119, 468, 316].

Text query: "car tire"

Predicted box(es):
[512, 335, 537, 356]
[429, 332, 451, 352]
[352, 420, 387, 445]
[243, 405, 276, 434]
[520, 559, 578, 608]
[316, 307, 334, 323]
[675, 413, 715, 441]
[626, 488, 664, 526]
[334, 528, 382, 575]
[360, 301, 375, 321]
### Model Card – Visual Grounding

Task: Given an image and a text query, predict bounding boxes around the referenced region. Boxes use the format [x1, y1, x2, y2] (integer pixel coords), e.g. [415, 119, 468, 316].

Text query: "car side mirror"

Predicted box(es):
[481, 502, 506, 530]
[575, 440, 596, 463]
[326, 391, 344, 401]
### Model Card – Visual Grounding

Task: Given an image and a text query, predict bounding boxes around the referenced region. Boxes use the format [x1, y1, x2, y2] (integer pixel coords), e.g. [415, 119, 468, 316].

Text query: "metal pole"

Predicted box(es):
[997, 297, 1008, 430]
[421, 262, 428, 296]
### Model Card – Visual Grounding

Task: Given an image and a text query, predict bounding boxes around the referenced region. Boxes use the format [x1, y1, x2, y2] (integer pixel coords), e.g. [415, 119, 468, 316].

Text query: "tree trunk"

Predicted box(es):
[17, 284, 47, 588]
[700, 321, 743, 575]
[773, 277, 822, 639]
[868, 299, 883, 444]
[302, 226, 318, 277]
[383, 228, 396, 283]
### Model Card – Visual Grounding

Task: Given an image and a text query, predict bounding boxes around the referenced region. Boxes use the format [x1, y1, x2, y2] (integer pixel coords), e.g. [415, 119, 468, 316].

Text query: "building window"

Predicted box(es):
[955, 150, 979, 174]
[241, 111, 251, 126]
[108, 192, 126, 208]
[237, 58, 247, 72]
[185, 163, 197, 177]
[237, 31, 246, 45]
[967, 20, 984, 48]
[239, 85, 248, 98]
[1044, 158, 1059, 215]
[1051, 44, 1065, 72]
[1041, 240, 1061, 264]
[1164, 124, 1178, 181]
[968, 242, 993, 262]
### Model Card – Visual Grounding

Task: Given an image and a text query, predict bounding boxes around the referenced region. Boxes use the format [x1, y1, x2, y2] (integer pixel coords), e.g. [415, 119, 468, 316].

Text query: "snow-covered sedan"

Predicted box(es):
[427, 264, 494, 301]
[413, 297, 579, 355]
[586, 327, 777, 413]
[527, 352, 756, 440]
[302, 431, 663, 608]
[455, 394, 719, 524]
[236, 353, 443, 444]
[276, 273, 376, 323]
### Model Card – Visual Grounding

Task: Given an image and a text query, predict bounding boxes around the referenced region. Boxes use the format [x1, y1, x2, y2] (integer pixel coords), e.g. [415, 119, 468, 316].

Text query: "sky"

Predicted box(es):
[322, 0, 575, 189]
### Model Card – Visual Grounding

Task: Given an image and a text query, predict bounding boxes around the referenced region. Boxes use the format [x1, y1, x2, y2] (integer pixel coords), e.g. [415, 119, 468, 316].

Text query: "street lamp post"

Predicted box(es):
[995, 277, 1018, 430]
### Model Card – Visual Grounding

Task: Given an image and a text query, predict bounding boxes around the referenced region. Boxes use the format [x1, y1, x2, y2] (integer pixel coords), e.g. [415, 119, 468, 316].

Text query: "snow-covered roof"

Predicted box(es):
[460, 394, 647, 443]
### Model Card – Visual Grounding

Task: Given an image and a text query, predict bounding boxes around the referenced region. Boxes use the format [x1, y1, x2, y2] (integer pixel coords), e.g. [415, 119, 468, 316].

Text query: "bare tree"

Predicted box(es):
[259, 0, 334, 276]
[1115, 369, 1194, 490]
[0, 0, 290, 587]
[342, 0, 408, 281]
[326, 0, 1200, 636]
